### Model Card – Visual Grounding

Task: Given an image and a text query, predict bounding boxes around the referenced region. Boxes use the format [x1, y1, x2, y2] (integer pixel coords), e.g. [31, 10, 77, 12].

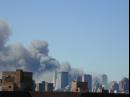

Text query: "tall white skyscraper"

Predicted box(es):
[53, 71, 57, 89]
[55, 72, 69, 90]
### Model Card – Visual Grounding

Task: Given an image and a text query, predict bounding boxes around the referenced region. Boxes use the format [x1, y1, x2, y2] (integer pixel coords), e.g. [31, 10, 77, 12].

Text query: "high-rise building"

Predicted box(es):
[96, 84, 103, 93]
[32, 80, 36, 91]
[45, 82, 53, 92]
[93, 80, 102, 93]
[109, 81, 119, 93]
[119, 77, 129, 94]
[35, 81, 45, 92]
[35, 81, 53, 92]
[53, 71, 57, 89]
[55, 72, 68, 90]
[82, 74, 92, 92]
[76, 75, 82, 82]
[101, 74, 108, 90]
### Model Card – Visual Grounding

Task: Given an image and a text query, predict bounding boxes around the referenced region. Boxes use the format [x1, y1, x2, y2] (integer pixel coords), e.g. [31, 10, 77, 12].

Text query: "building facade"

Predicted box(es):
[82, 74, 92, 92]
[45, 82, 53, 92]
[93, 82, 102, 93]
[35, 81, 45, 92]
[109, 81, 119, 93]
[0, 69, 33, 91]
[71, 81, 88, 93]
[119, 78, 129, 94]
[76, 76, 82, 82]
[56, 72, 68, 90]
[36, 81, 53, 92]
[101, 74, 108, 90]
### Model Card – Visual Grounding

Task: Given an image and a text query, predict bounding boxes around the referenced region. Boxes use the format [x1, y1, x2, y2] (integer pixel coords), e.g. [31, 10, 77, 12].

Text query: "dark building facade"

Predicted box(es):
[119, 77, 129, 93]
[71, 81, 88, 93]
[0, 69, 33, 91]
[35, 81, 53, 92]
[82, 74, 92, 92]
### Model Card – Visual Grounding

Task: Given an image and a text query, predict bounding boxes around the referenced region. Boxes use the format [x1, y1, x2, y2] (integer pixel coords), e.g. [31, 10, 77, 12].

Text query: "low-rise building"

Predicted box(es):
[71, 81, 88, 93]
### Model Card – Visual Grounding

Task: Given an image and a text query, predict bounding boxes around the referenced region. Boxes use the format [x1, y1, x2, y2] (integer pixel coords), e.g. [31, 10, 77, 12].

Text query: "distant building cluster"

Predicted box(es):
[0, 69, 129, 94]
[109, 78, 129, 94]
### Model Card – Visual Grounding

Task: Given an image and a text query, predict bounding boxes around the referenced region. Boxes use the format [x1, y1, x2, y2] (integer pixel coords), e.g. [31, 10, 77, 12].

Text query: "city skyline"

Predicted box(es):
[0, 0, 129, 81]
[0, 69, 129, 93]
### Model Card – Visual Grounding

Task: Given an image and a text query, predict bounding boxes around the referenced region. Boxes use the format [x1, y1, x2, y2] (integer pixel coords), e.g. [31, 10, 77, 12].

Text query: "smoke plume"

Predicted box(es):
[0, 20, 10, 49]
[0, 20, 83, 83]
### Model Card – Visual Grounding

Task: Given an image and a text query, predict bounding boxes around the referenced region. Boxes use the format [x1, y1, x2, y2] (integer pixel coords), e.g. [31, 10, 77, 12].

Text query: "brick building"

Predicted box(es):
[0, 69, 33, 91]
[71, 81, 88, 93]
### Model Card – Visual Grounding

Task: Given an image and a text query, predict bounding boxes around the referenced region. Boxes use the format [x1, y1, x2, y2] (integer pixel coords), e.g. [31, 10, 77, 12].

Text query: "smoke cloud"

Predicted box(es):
[0, 20, 84, 83]
[0, 20, 10, 49]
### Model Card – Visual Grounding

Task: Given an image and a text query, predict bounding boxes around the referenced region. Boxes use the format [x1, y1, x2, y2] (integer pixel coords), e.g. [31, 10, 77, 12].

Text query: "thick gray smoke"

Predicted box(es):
[0, 20, 10, 49]
[0, 20, 83, 83]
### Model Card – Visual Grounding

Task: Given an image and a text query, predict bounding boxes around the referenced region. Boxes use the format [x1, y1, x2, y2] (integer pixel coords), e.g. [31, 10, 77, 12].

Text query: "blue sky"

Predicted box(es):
[0, 0, 129, 81]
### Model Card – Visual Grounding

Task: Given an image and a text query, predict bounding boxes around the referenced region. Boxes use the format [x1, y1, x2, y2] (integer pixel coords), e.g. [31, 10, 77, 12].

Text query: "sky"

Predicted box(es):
[0, 0, 129, 81]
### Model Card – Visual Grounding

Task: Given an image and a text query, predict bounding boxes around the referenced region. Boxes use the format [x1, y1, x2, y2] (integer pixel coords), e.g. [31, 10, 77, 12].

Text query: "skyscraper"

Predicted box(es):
[35, 81, 45, 92]
[45, 82, 53, 92]
[109, 81, 119, 93]
[119, 77, 129, 94]
[93, 80, 102, 92]
[101, 74, 108, 90]
[76, 75, 82, 82]
[55, 72, 69, 90]
[82, 74, 92, 92]
[35, 81, 53, 92]
[53, 71, 57, 89]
